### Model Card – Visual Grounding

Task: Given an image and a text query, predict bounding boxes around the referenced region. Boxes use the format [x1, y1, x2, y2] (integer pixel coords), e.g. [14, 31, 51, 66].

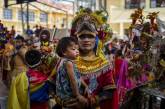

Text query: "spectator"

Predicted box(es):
[34, 25, 41, 37]
[161, 1, 165, 7]
[10, 25, 16, 38]
[26, 25, 33, 37]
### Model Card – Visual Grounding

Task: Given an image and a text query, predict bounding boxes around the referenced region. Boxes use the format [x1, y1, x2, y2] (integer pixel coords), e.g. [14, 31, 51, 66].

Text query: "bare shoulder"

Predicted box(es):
[65, 60, 74, 68]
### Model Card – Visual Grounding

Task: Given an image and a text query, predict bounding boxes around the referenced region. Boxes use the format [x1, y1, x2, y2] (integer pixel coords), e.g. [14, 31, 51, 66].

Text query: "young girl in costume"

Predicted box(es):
[55, 37, 89, 109]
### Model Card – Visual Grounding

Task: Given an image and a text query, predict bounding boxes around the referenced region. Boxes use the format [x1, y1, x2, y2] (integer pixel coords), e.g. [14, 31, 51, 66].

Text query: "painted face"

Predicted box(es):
[78, 34, 95, 52]
[64, 42, 79, 60]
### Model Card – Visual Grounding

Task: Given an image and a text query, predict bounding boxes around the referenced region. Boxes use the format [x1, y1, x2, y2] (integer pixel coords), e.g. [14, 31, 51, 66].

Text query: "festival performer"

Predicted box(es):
[55, 37, 89, 109]
[7, 49, 51, 109]
[8, 26, 16, 39]
[10, 35, 28, 82]
[129, 8, 146, 49]
[2, 40, 14, 87]
[40, 29, 52, 54]
[147, 12, 159, 35]
[114, 50, 128, 104]
[67, 8, 118, 109]
[159, 53, 165, 109]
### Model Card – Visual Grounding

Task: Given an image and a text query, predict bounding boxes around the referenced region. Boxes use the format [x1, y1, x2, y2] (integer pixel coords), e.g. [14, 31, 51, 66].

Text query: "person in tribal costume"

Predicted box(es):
[7, 49, 51, 109]
[62, 8, 118, 109]
[159, 53, 165, 109]
[39, 29, 53, 57]
[2, 40, 14, 87]
[10, 35, 28, 83]
[113, 50, 128, 104]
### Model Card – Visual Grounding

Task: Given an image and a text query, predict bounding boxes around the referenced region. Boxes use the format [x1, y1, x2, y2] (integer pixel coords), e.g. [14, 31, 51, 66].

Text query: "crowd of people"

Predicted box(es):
[0, 7, 165, 109]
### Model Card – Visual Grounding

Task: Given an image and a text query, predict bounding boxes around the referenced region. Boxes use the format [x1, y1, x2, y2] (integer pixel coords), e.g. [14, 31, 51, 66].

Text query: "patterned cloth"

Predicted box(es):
[76, 56, 118, 109]
[114, 58, 128, 103]
[56, 59, 83, 101]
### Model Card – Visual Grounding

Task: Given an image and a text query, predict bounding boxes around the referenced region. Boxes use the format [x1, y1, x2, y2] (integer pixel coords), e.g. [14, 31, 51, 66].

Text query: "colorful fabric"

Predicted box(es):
[76, 56, 118, 109]
[28, 69, 48, 84]
[30, 82, 49, 102]
[28, 69, 49, 103]
[56, 59, 83, 100]
[7, 69, 50, 109]
[114, 58, 128, 103]
[7, 72, 30, 109]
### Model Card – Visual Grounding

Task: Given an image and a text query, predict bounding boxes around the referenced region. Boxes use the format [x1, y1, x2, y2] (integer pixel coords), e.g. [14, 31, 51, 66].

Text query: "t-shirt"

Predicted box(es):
[26, 29, 33, 36]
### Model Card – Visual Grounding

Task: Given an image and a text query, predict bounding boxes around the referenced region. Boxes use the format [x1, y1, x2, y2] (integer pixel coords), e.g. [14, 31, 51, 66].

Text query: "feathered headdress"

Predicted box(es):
[71, 8, 112, 58]
[71, 7, 112, 40]
[130, 8, 145, 25]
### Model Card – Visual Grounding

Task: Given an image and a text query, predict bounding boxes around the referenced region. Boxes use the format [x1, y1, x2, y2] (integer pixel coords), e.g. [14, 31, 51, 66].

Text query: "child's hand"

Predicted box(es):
[84, 87, 91, 98]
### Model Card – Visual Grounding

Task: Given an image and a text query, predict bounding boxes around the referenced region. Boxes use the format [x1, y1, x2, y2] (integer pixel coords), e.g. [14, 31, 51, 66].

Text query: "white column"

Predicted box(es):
[121, 0, 125, 9]
[145, 0, 150, 9]
[95, 0, 100, 10]
[120, 22, 124, 38]
[49, 11, 53, 28]
[0, 7, 3, 19]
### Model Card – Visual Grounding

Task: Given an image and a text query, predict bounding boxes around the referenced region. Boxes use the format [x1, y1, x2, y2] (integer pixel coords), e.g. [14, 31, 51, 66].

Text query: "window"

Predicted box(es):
[151, 0, 165, 8]
[40, 13, 48, 22]
[125, 0, 146, 9]
[18, 10, 35, 22]
[29, 11, 35, 21]
[3, 8, 12, 20]
[77, 0, 96, 10]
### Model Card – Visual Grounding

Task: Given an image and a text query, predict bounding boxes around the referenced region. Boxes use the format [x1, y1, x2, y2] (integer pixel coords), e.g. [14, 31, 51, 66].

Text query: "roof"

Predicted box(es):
[38, 0, 73, 14]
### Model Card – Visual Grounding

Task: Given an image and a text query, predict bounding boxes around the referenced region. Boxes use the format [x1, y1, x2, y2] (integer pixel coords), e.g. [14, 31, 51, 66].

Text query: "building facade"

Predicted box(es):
[0, 0, 73, 34]
[75, 0, 107, 11]
[106, 0, 165, 38]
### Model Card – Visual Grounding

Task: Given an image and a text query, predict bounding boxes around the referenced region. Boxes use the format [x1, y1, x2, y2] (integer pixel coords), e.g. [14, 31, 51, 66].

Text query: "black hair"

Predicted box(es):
[56, 37, 78, 57]
[25, 49, 41, 68]
[115, 50, 123, 57]
[15, 35, 25, 42]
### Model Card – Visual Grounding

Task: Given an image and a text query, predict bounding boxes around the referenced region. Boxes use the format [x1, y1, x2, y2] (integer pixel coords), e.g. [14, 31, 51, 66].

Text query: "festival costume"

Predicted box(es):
[76, 56, 118, 109]
[114, 58, 128, 103]
[7, 71, 30, 109]
[2, 43, 14, 86]
[120, 9, 163, 109]
[9, 46, 28, 85]
[71, 8, 118, 109]
[7, 50, 50, 109]
[29, 69, 49, 109]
